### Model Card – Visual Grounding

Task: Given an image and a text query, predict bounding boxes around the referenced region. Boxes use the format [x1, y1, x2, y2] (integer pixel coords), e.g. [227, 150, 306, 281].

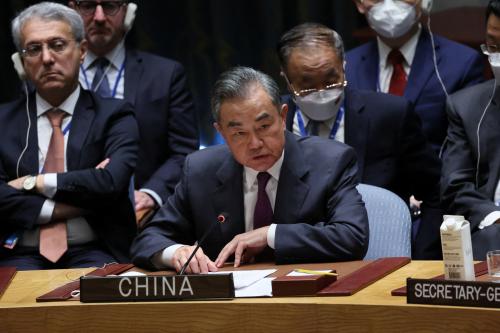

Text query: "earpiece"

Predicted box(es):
[421, 0, 433, 14]
[124, 3, 137, 32]
[11, 52, 26, 80]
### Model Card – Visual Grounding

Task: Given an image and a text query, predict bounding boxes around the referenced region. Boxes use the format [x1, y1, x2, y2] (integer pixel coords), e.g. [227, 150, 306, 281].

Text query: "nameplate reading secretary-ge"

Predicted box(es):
[407, 278, 500, 309]
[79, 274, 235, 302]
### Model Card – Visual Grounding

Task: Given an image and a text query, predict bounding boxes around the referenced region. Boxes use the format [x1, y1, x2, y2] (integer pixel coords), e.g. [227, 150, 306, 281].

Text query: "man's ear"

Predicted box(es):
[79, 39, 88, 64]
[353, 0, 367, 14]
[280, 104, 288, 124]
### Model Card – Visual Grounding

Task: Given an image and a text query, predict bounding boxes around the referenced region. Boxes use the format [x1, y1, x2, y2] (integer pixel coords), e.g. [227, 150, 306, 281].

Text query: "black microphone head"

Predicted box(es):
[217, 212, 229, 224]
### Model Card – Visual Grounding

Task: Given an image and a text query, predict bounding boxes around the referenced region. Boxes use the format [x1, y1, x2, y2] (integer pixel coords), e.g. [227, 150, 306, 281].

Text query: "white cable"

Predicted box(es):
[16, 82, 31, 178]
[475, 81, 496, 187]
[427, 15, 449, 100]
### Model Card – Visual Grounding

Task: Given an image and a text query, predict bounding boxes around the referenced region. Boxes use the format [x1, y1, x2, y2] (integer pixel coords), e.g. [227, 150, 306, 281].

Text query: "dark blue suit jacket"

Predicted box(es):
[124, 50, 199, 203]
[346, 29, 484, 152]
[132, 131, 369, 270]
[442, 80, 500, 259]
[284, 88, 443, 259]
[0, 89, 139, 262]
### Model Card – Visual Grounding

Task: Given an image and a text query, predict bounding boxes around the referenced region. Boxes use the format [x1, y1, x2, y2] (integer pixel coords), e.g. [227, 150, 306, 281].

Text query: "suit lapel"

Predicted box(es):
[344, 89, 368, 177]
[484, 86, 500, 195]
[211, 153, 245, 238]
[66, 91, 95, 171]
[273, 132, 310, 225]
[405, 30, 438, 103]
[123, 50, 143, 106]
[356, 41, 379, 91]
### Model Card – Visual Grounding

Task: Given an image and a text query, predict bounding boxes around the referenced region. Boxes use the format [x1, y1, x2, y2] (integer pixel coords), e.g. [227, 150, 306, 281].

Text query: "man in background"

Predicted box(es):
[277, 22, 442, 259]
[0, 2, 138, 269]
[441, 0, 500, 259]
[347, 0, 484, 153]
[70, 0, 199, 214]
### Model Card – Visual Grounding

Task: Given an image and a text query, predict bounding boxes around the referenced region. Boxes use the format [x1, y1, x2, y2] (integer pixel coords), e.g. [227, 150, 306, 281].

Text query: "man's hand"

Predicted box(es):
[215, 227, 269, 268]
[96, 158, 110, 169]
[7, 176, 29, 190]
[135, 191, 156, 211]
[172, 245, 218, 274]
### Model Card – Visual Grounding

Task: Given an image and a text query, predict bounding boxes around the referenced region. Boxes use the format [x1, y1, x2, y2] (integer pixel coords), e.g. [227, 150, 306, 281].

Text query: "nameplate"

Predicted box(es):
[79, 274, 234, 302]
[407, 278, 500, 309]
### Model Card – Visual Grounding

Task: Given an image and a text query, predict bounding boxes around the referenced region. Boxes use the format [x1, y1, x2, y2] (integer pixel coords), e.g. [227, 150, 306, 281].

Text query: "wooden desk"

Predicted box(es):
[1, 261, 499, 333]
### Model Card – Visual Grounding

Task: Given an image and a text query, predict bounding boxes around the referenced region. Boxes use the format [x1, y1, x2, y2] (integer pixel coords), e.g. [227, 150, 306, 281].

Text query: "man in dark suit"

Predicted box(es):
[69, 0, 198, 213]
[0, 3, 139, 270]
[132, 67, 369, 273]
[347, 0, 484, 153]
[442, 0, 500, 260]
[277, 23, 442, 259]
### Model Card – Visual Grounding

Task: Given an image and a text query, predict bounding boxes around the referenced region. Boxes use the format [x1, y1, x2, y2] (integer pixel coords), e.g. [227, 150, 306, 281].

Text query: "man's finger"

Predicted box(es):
[195, 251, 209, 274]
[216, 241, 236, 267]
[233, 241, 247, 268]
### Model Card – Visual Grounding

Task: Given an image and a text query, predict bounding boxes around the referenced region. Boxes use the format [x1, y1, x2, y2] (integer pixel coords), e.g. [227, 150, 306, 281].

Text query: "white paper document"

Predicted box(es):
[210, 269, 276, 297]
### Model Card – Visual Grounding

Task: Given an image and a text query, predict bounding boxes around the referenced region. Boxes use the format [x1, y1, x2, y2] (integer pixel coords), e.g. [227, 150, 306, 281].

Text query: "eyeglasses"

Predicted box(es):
[21, 38, 76, 58]
[75, 1, 126, 16]
[481, 43, 500, 55]
[291, 81, 348, 97]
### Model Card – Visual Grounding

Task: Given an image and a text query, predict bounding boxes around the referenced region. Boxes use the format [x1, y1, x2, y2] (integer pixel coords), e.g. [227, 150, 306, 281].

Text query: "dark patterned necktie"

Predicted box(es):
[92, 57, 111, 97]
[253, 172, 273, 229]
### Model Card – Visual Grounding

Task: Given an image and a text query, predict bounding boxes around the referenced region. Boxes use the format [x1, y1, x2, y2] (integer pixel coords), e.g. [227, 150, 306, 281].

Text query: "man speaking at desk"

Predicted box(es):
[132, 67, 369, 273]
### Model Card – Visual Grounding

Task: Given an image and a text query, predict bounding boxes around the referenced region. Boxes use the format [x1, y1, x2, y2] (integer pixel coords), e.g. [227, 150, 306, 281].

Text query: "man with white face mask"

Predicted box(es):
[347, 0, 484, 154]
[441, 0, 500, 260]
[278, 23, 443, 259]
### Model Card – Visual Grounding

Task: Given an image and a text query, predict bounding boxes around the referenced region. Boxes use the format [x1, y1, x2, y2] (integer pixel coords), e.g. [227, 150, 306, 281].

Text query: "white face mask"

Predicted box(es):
[489, 53, 500, 85]
[295, 88, 344, 121]
[367, 0, 418, 39]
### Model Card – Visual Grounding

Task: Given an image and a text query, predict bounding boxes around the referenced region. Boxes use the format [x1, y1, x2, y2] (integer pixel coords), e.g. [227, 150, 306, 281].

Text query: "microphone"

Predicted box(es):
[178, 212, 229, 275]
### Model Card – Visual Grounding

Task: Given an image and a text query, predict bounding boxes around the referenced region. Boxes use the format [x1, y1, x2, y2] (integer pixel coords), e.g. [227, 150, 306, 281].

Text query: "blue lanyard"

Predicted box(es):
[39, 120, 71, 174]
[296, 106, 345, 140]
[81, 58, 126, 98]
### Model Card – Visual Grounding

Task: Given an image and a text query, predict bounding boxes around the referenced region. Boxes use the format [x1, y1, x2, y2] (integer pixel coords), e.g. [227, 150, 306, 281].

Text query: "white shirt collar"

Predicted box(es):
[83, 39, 126, 71]
[377, 25, 422, 70]
[244, 149, 285, 191]
[36, 85, 80, 117]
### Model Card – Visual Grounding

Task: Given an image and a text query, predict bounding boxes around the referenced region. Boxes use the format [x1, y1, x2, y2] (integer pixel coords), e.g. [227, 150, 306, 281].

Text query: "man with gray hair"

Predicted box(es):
[278, 22, 442, 259]
[132, 66, 368, 273]
[0, 2, 139, 269]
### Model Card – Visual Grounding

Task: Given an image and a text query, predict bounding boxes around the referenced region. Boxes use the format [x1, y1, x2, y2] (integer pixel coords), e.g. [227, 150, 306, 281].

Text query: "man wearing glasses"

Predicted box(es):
[0, 2, 139, 269]
[132, 66, 368, 273]
[346, 0, 484, 154]
[278, 23, 442, 259]
[69, 0, 198, 216]
[441, 0, 500, 260]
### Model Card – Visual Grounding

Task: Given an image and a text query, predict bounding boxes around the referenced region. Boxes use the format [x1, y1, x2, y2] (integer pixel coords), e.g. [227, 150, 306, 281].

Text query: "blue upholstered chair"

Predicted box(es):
[357, 184, 412, 259]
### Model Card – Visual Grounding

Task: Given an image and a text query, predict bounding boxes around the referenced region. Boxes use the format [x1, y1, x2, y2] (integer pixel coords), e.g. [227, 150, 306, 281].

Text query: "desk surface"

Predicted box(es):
[1, 261, 499, 333]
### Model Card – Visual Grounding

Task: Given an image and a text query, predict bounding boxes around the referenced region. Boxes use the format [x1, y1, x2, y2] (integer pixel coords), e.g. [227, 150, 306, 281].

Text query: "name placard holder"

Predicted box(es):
[407, 278, 500, 309]
[80, 273, 234, 302]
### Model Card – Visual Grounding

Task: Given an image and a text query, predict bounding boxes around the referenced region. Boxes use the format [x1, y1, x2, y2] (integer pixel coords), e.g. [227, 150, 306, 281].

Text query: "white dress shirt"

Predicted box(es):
[292, 110, 345, 143]
[376, 26, 422, 93]
[80, 40, 126, 99]
[19, 86, 97, 247]
[153, 152, 285, 269]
